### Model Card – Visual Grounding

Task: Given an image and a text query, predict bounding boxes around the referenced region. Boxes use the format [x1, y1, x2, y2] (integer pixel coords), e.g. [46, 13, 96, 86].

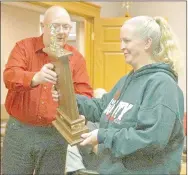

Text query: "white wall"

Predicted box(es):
[91, 2, 123, 17]
[1, 3, 42, 104]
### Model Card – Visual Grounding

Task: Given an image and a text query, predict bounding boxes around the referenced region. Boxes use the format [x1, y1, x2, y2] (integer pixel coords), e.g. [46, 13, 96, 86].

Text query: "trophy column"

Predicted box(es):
[43, 24, 88, 146]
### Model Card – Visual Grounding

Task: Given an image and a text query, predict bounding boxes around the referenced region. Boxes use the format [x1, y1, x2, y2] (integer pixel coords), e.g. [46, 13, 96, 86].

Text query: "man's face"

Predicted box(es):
[43, 15, 72, 47]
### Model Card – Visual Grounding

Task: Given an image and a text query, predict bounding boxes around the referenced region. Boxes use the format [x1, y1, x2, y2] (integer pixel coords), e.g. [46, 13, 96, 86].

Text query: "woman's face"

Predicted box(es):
[120, 24, 147, 67]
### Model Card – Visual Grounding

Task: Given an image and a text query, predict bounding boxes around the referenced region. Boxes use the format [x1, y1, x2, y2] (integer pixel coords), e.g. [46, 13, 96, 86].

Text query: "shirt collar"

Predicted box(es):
[34, 34, 71, 53]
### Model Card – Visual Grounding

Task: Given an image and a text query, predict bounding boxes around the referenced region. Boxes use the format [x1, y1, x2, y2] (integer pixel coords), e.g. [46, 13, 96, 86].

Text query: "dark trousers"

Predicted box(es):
[2, 116, 68, 175]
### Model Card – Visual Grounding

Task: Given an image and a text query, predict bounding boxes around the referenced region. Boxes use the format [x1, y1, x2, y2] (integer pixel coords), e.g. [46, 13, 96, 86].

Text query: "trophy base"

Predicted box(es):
[52, 108, 89, 146]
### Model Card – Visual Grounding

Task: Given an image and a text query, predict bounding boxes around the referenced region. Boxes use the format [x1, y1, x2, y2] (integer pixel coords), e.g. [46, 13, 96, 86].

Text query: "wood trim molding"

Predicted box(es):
[1, 104, 9, 121]
[26, 2, 101, 17]
[84, 18, 94, 84]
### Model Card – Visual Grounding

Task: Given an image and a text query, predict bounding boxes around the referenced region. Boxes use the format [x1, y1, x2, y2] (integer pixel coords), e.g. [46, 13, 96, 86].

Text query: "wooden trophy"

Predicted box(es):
[43, 24, 88, 146]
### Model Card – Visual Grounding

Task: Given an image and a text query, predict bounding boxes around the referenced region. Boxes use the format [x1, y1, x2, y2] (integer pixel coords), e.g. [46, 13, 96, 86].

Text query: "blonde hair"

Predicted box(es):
[125, 16, 182, 75]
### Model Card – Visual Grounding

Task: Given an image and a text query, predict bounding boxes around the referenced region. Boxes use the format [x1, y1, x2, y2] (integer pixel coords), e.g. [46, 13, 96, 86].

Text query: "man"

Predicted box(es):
[2, 6, 93, 174]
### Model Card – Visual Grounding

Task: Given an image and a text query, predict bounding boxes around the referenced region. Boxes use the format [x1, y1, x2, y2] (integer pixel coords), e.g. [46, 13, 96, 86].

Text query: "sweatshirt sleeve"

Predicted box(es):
[3, 42, 37, 92]
[98, 104, 177, 158]
[76, 92, 112, 123]
[76, 76, 126, 123]
[97, 76, 184, 158]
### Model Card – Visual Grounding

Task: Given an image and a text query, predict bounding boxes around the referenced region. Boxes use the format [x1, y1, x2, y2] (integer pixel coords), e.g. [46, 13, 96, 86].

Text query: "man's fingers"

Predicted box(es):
[43, 67, 57, 78]
[45, 79, 56, 85]
[45, 63, 55, 70]
[52, 97, 59, 102]
[52, 93, 59, 98]
[43, 64, 57, 83]
[51, 89, 58, 94]
[44, 74, 57, 84]
[52, 85, 56, 91]
[51, 84, 60, 102]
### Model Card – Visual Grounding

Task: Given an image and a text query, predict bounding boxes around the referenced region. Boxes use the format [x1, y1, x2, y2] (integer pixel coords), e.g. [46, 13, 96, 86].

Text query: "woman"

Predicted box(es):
[52, 16, 184, 175]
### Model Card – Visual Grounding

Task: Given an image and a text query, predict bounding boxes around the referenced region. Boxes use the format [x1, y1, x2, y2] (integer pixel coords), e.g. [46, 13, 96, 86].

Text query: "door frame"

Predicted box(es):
[27, 1, 101, 86]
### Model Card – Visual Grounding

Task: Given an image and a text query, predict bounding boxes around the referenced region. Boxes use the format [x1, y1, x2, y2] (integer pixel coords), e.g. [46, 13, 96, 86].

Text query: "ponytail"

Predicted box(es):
[153, 16, 181, 76]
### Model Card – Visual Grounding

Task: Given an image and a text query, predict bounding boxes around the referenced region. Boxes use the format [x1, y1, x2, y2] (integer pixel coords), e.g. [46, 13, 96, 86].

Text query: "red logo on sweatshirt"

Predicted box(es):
[106, 114, 114, 121]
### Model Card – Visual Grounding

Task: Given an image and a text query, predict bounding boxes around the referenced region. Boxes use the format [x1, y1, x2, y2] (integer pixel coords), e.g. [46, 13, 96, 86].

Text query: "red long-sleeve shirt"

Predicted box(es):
[3, 35, 93, 126]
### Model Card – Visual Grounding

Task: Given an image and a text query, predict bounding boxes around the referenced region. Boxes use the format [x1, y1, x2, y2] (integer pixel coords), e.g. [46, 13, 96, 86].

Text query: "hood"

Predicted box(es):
[131, 63, 178, 82]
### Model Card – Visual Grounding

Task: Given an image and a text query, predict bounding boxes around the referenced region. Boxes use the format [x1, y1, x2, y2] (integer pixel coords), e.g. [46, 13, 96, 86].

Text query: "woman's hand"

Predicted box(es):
[92, 144, 98, 154]
[80, 129, 99, 146]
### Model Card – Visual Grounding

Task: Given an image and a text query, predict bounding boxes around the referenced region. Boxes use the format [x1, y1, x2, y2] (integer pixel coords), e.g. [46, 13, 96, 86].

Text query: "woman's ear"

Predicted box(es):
[144, 37, 152, 50]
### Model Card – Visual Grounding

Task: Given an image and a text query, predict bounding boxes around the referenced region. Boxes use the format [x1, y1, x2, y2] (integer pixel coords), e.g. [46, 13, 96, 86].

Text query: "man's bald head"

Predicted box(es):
[42, 6, 72, 47]
[43, 6, 71, 25]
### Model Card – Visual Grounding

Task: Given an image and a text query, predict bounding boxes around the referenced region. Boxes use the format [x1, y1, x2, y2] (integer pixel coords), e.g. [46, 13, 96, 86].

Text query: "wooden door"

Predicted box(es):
[94, 17, 132, 91]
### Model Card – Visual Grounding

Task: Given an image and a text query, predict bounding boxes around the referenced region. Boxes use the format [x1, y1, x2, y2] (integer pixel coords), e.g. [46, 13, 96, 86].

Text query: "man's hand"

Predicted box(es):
[51, 85, 60, 102]
[31, 63, 57, 87]
[80, 129, 98, 146]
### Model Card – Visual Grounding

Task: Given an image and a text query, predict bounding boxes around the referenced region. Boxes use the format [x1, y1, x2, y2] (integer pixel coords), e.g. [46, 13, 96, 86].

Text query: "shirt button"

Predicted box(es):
[41, 101, 44, 104]
[44, 86, 47, 89]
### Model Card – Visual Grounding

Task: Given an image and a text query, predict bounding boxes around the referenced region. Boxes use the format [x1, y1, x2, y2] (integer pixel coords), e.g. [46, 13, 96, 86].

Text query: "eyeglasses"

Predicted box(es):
[49, 23, 72, 33]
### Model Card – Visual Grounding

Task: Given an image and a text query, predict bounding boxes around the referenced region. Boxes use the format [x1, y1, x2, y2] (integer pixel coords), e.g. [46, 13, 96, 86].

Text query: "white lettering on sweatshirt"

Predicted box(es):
[104, 99, 133, 122]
